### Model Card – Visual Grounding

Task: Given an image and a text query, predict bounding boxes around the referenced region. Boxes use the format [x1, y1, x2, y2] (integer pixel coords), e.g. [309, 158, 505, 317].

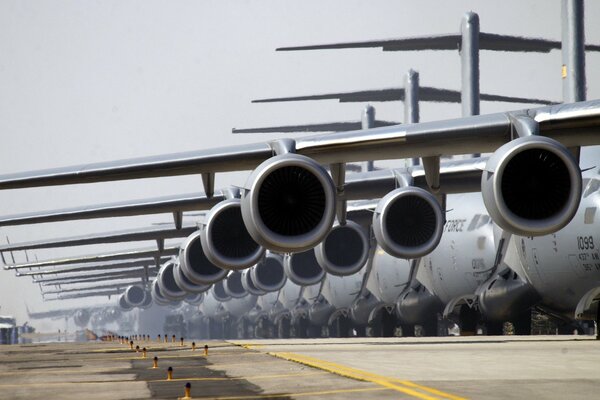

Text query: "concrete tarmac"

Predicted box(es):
[0, 335, 598, 399]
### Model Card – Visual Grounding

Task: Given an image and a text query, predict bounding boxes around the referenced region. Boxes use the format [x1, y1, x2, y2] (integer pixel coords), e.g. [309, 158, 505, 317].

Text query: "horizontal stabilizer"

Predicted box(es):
[278, 32, 600, 53]
[254, 87, 557, 105]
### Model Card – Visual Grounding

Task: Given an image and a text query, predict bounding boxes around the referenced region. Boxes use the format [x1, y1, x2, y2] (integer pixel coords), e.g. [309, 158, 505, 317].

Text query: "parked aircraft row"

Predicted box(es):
[2, 6, 599, 338]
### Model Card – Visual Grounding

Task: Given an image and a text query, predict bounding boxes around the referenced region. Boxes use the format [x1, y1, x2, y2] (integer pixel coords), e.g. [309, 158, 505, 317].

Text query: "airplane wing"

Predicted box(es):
[232, 120, 399, 133]
[17, 258, 170, 277]
[0, 157, 486, 229]
[0, 101, 598, 189]
[4, 245, 180, 270]
[253, 87, 557, 105]
[276, 32, 600, 52]
[0, 224, 197, 251]
[26, 305, 113, 320]
[49, 289, 124, 300]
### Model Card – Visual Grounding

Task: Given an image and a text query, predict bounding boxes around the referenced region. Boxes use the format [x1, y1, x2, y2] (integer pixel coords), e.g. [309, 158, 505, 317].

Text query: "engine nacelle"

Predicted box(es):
[314, 221, 369, 276]
[201, 199, 265, 270]
[118, 294, 134, 311]
[250, 253, 287, 293]
[223, 271, 248, 299]
[211, 280, 232, 302]
[138, 291, 153, 309]
[73, 309, 91, 327]
[157, 260, 188, 301]
[179, 230, 228, 285]
[173, 263, 210, 294]
[241, 269, 266, 296]
[482, 136, 581, 236]
[184, 292, 204, 305]
[373, 187, 444, 259]
[284, 249, 326, 286]
[241, 154, 336, 253]
[151, 280, 170, 306]
[124, 285, 148, 308]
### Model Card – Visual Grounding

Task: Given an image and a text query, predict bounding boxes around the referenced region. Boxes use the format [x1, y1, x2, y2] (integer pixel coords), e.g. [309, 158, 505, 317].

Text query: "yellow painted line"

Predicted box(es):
[193, 387, 390, 399]
[270, 352, 467, 400]
[149, 370, 326, 383]
[237, 343, 264, 350]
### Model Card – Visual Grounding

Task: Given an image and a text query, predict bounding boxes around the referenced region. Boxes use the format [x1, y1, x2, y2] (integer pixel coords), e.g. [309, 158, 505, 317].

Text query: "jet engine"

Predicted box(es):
[184, 292, 204, 305]
[138, 291, 153, 309]
[284, 249, 326, 286]
[373, 187, 444, 259]
[223, 270, 248, 299]
[201, 199, 265, 270]
[482, 136, 581, 236]
[123, 285, 148, 308]
[314, 221, 369, 276]
[211, 280, 232, 302]
[250, 252, 287, 292]
[73, 309, 91, 327]
[157, 261, 188, 301]
[241, 154, 336, 253]
[179, 230, 228, 285]
[151, 280, 171, 306]
[173, 263, 210, 294]
[118, 294, 134, 311]
[241, 269, 266, 296]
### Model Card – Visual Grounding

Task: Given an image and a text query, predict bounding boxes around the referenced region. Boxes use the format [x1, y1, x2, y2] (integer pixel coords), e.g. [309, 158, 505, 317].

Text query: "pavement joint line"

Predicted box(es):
[146, 360, 283, 370]
[0, 371, 327, 388]
[147, 370, 327, 383]
[108, 351, 261, 361]
[268, 352, 467, 400]
[188, 386, 390, 399]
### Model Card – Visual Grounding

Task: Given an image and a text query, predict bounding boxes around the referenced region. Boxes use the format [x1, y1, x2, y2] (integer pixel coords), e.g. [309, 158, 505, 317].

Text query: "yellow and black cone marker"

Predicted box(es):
[192, 342, 196, 351]
[181, 382, 192, 400]
[136, 345, 140, 353]
[180, 337, 184, 347]
[172, 335, 176, 343]
[142, 347, 147, 359]
[204, 345, 208, 357]
[129, 340, 134, 350]
[152, 356, 158, 369]
[157, 334, 161, 343]
[167, 366, 173, 381]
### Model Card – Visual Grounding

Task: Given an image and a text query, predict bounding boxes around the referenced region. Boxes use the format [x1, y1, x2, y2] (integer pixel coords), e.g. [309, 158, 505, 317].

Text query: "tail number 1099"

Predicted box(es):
[577, 236, 595, 250]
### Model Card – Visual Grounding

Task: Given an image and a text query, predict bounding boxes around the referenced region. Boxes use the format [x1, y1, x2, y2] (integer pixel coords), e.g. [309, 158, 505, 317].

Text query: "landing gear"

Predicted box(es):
[329, 315, 351, 338]
[512, 310, 532, 335]
[419, 316, 439, 337]
[293, 317, 309, 338]
[596, 303, 600, 340]
[277, 317, 291, 339]
[459, 305, 478, 335]
[400, 324, 415, 337]
[483, 321, 504, 336]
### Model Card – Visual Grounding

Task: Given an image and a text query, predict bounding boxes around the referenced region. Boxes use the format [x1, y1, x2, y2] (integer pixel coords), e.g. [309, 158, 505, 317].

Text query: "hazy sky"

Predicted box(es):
[1, 0, 599, 326]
